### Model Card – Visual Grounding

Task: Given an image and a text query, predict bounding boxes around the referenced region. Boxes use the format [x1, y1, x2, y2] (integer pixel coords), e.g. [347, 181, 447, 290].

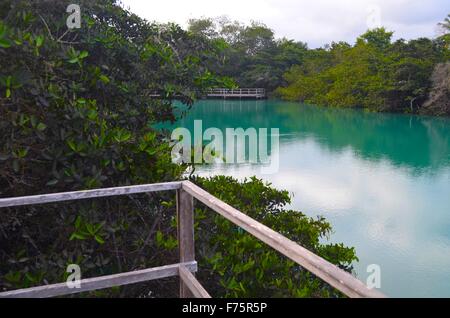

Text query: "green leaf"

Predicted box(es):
[75, 216, 82, 229]
[0, 24, 6, 38]
[30, 116, 37, 127]
[5, 271, 21, 283]
[36, 122, 47, 131]
[70, 233, 86, 240]
[94, 222, 105, 232]
[99, 75, 110, 84]
[94, 235, 105, 244]
[155, 231, 163, 247]
[86, 223, 95, 235]
[79, 51, 89, 59]
[25, 272, 36, 283]
[0, 38, 11, 48]
[67, 140, 77, 152]
[35, 35, 44, 47]
[17, 148, 28, 159]
[114, 129, 132, 143]
[87, 109, 97, 120]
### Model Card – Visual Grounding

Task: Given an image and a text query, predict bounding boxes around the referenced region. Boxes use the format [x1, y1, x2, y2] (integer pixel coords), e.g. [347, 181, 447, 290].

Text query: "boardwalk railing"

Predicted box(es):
[0, 181, 385, 298]
[148, 88, 266, 99]
[206, 88, 266, 99]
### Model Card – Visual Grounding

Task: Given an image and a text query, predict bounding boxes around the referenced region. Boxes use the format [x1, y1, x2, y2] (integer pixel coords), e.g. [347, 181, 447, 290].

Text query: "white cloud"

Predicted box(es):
[120, 0, 449, 47]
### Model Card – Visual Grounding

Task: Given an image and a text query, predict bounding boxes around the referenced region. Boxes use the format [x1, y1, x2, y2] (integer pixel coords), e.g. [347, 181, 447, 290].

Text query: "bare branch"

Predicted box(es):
[38, 14, 55, 41]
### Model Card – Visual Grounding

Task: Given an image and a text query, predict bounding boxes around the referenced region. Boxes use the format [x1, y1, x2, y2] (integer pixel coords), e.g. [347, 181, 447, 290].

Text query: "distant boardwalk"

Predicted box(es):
[206, 88, 266, 99]
[148, 88, 266, 99]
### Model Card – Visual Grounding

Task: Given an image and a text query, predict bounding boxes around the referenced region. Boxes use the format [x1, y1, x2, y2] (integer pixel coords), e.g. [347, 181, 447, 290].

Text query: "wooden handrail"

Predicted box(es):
[206, 88, 266, 97]
[181, 181, 385, 298]
[0, 182, 182, 208]
[0, 180, 385, 298]
[148, 88, 266, 99]
[179, 265, 211, 298]
[0, 262, 197, 298]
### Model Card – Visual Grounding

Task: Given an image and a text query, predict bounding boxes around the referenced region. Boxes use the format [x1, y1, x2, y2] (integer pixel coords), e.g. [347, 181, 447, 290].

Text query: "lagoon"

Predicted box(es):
[168, 99, 450, 297]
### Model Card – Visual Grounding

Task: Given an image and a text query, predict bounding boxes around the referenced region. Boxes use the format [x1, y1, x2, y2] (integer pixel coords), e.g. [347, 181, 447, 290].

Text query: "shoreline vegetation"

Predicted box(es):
[0, 0, 359, 298]
[187, 15, 450, 116]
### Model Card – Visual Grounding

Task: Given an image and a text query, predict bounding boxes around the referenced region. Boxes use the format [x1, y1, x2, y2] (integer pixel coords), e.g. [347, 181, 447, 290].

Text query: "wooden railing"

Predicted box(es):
[147, 88, 266, 99]
[206, 88, 266, 98]
[0, 181, 384, 298]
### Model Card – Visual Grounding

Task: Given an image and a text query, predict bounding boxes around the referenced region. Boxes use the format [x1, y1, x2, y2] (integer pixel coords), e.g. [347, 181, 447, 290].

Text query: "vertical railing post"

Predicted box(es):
[177, 188, 195, 298]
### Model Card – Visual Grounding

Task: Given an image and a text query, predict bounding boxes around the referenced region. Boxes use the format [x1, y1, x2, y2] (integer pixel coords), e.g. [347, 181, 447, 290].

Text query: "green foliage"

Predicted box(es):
[0, 0, 229, 296]
[188, 15, 449, 113]
[439, 14, 450, 32]
[278, 25, 449, 114]
[70, 216, 106, 244]
[188, 17, 308, 93]
[0, 0, 231, 196]
[0, 0, 359, 298]
[192, 176, 357, 298]
[357, 27, 393, 50]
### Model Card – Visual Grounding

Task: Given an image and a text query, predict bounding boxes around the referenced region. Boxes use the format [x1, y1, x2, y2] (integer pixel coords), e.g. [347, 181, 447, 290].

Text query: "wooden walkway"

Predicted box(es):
[0, 181, 384, 298]
[148, 88, 266, 99]
[206, 88, 266, 99]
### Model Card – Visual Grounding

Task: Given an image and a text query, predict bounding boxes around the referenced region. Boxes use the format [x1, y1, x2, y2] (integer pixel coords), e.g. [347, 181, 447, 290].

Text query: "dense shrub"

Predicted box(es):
[0, 0, 227, 295]
[0, 0, 230, 196]
[0, 0, 358, 298]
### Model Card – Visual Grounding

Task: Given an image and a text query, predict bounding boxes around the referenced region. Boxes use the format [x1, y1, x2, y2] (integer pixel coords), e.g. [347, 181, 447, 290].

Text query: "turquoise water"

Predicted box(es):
[167, 99, 450, 297]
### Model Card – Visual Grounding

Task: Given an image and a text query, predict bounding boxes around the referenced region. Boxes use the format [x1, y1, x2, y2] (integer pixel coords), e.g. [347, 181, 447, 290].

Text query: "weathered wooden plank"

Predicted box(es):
[0, 261, 197, 298]
[179, 265, 211, 298]
[0, 182, 182, 208]
[177, 189, 195, 298]
[182, 181, 385, 298]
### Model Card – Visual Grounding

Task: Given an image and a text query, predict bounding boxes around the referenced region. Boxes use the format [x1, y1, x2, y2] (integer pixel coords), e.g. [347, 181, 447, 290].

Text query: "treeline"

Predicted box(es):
[188, 16, 450, 116]
[187, 17, 308, 92]
[278, 27, 449, 115]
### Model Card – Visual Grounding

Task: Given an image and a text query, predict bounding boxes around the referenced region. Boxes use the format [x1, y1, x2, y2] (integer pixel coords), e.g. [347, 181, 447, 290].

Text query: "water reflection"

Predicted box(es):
[166, 100, 450, 297]
[171, 100, 450, 172]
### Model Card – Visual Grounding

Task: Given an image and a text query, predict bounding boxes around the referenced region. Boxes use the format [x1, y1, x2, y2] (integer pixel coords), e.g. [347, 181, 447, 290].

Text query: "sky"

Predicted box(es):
[120, 0, 449, 48]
